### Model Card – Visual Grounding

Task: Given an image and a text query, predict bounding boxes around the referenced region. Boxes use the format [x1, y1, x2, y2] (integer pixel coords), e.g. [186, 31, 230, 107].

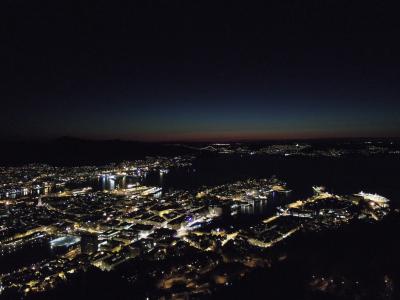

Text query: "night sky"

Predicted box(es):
[1, 1, 400, 141]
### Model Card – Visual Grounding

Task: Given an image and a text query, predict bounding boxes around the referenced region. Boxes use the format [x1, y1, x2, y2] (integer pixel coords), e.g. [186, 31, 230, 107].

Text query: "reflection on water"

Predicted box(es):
[97, 175, 141, 191]
[237, 192, 292, 219]
[99, 175, 116, 190]
[3, 186, 51, 199]
[240, 199, 269, 215]
[98, 168, 296, 220]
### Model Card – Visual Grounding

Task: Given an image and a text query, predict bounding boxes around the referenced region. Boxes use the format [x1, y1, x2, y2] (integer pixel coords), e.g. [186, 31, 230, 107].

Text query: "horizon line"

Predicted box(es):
[1, 135, 400, 144]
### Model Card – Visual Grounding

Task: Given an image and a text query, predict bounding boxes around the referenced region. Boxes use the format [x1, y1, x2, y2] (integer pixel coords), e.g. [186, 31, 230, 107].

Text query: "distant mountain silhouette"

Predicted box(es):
[0, 137, 197, 166]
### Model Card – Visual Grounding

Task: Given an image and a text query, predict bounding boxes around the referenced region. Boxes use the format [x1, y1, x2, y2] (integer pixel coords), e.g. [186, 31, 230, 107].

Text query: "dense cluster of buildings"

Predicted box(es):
[0, 157, 391, 298]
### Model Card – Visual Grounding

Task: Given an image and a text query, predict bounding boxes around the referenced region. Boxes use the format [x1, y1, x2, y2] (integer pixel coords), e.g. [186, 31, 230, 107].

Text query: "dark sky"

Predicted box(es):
[1, 0, 399, 141]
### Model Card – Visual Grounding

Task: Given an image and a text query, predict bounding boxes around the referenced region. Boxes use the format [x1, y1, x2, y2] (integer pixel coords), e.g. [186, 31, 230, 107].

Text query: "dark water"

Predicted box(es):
[144, 155, 400, 206]
[7, 155, 399, 300]
[96, 155, 399, 221]
[2, 155, 399, 283]
[96, 175, 141, 191]
[140, 154, 400, 228]
[82, 155, 400, 208]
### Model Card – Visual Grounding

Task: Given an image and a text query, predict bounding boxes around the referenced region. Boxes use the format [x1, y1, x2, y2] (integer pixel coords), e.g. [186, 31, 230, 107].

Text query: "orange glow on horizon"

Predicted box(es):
[116, 130, 377, 142]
